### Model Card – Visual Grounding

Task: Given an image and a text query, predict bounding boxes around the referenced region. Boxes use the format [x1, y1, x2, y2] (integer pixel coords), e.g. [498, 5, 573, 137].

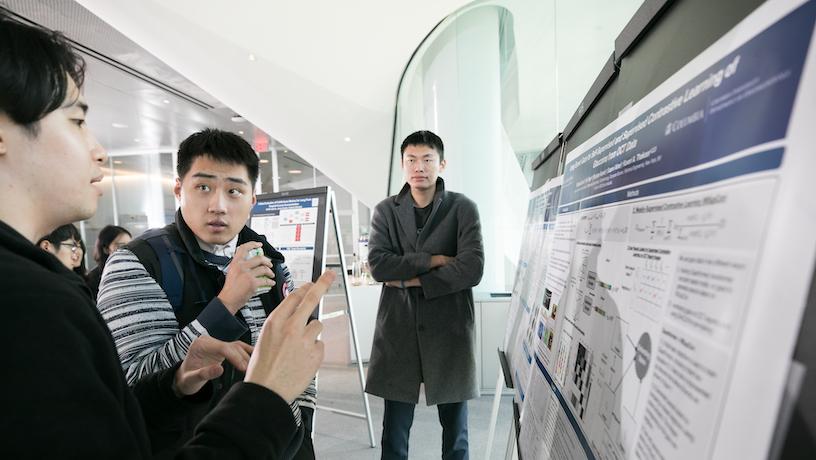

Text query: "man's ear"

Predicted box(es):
[439, 159, 447, 172]
[174, 177, 182, 201]
[251, 193, 257, 207]
[39, 241, 51, 252]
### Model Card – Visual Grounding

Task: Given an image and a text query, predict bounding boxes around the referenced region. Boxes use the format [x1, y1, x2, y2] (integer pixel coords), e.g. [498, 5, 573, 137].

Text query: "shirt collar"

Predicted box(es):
[395, 177, 446, 205]
[195, 234, 239, 258]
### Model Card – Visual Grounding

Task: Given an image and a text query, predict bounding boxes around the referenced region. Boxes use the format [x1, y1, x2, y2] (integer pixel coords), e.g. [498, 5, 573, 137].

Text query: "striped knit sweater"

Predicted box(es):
[96, 248, 317, 426]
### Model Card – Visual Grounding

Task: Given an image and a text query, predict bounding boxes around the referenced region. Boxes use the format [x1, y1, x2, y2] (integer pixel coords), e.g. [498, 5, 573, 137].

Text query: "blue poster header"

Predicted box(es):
[561, 1, 815, 205]
[253, 197, 318, 216]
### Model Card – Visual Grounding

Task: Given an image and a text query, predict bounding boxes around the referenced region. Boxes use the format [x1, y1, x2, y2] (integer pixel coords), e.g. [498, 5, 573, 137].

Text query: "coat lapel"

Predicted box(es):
[394, 183, 418, 250]
[416, 178, 447, 249]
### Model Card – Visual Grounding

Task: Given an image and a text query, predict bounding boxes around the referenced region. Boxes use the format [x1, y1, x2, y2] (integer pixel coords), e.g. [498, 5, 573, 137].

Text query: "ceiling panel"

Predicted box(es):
[0, 0, 284, 157]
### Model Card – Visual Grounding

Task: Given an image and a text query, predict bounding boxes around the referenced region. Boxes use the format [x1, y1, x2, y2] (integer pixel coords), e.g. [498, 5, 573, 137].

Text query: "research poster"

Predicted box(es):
[250, 196, 322, 287]
[517, 1, 816, 458]
[503, 178, 562, 405]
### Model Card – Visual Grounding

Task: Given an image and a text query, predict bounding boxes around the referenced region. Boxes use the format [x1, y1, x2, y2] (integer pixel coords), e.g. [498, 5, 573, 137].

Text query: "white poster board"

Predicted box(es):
[250, 187, 329, 287]
[503, 177, 562, 407]
[512, 1, 816, 458]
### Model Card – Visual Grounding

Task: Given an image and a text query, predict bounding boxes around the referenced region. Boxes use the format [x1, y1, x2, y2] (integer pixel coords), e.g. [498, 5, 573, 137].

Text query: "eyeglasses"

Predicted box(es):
[59, 241, 82, 254]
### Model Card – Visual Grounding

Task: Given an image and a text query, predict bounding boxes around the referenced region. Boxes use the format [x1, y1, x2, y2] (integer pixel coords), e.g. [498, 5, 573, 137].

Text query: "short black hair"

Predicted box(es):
[94, 225, 131, 265]
[400, 130, 444, 161]
[0, 10, 86, 135]
[177, 128, 260, 186]
[36, 223, 81, 247]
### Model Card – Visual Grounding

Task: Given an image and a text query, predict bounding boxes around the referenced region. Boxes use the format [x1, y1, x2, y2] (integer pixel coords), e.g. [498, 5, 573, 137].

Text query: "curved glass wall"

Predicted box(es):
[391, 0, 643, 292]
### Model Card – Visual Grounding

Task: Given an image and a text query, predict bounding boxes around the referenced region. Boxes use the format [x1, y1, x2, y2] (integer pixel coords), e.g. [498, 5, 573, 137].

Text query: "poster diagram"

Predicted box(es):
[514, 1, 816, 458]
[251, 196, 322, 287]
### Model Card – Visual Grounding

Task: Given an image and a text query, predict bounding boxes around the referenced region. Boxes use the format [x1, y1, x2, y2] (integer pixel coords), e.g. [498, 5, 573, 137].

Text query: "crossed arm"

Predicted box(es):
[369, 200, 484, 299]
[382, 255, 453, 288]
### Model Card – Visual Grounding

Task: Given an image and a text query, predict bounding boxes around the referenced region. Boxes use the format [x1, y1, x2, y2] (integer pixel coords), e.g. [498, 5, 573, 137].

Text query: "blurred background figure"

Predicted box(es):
[87, 225, 132, 299]
[37, 224, 85, 276]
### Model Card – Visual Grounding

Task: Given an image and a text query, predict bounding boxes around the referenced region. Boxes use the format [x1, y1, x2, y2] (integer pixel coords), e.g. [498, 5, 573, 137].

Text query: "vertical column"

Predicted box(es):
[424, 7, 505, 292]
[109, 157, 119, 226]
[144, 152, 166, 228]
[456, 8, 504, 292]
[271, 147, 280, 193]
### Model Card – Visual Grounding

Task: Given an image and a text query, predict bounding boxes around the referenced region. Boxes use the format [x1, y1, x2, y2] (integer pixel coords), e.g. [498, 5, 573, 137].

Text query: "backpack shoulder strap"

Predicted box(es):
[139, 228, 186, 312]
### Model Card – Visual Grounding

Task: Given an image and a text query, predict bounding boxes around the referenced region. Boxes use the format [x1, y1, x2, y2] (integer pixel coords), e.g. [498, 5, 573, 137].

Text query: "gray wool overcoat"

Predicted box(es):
[364, 178, 484, 405]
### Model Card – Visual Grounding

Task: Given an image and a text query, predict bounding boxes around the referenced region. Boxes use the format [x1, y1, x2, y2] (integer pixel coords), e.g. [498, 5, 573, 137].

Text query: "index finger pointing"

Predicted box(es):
[268, 282, 312, 323]
[293, 271, 336, 325]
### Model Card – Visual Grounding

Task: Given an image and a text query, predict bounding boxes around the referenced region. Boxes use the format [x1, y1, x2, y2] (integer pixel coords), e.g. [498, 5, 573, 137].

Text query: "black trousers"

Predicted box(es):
[381, 399, 468, 460]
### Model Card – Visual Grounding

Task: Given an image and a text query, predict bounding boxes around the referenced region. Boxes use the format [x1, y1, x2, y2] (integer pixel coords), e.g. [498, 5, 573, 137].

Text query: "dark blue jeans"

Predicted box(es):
[381, 399, 468, 460]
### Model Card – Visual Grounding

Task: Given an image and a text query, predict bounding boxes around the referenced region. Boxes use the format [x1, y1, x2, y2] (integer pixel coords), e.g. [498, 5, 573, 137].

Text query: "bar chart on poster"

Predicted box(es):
[502, 1, 816, 458]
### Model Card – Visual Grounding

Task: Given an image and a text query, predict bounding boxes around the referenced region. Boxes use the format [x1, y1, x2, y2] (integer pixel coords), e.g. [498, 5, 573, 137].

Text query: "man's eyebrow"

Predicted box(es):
[63, 98, 89, 115]
[191, 172, 248, 185]
[192, 172, 217, 180]
[226, 177, 248, 185]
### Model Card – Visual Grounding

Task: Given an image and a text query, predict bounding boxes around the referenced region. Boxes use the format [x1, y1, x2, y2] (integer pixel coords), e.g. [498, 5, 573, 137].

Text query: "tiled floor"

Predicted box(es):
[312, 364, 516, 460]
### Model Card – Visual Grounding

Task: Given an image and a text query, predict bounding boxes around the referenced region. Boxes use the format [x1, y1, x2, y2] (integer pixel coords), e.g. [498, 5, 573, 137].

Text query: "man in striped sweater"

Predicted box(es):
[97, 129, 317, 458]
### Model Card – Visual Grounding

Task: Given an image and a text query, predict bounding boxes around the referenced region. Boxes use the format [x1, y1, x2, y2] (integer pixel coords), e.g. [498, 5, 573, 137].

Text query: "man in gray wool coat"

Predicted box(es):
[365, 130, 485, 460]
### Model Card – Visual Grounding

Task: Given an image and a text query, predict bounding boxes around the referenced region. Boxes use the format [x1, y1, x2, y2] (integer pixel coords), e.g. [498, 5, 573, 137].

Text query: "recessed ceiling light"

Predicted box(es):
[162, 99, 170, 104]
[248, 53, 256, 61]
[283, 149, 288, 153]
[259, 159, 269, 164]
[289, 169, 302, 174]
[111, 122, 128, 129]
[344, 137, 352, 142]
[113, 160, 123, 165]
[238, 130, 244, 135]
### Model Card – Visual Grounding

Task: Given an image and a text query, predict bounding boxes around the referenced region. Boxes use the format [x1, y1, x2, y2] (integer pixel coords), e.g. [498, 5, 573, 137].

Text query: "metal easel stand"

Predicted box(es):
[314, 191, 376, 448]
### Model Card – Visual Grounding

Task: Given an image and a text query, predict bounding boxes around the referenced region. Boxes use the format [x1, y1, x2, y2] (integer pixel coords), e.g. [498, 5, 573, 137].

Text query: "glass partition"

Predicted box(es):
[391, 0, 643, 291]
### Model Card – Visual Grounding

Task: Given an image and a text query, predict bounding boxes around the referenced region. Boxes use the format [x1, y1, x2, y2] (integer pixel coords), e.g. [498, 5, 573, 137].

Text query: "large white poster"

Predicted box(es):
[517, 1, 816, 458]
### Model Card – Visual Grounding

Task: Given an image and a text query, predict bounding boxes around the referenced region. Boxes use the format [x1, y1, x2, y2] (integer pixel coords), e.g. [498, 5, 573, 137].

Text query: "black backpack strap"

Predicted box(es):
[139, 228, 186, 313]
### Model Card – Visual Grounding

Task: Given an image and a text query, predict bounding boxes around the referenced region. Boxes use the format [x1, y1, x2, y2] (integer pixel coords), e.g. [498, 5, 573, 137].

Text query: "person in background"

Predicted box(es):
[37, 223, 84, 274]
[86, 224, 132, 298]
[365, 130, 485, 460]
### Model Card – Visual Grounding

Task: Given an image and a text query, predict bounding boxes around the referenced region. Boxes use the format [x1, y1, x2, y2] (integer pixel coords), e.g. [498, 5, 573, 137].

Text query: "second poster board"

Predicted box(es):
[250, 186, 330, 287]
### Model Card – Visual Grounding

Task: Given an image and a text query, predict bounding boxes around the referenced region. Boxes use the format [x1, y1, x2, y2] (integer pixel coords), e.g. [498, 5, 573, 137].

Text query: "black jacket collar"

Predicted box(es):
[393, 177, 447, 249]
[394, 177, 447, 205]
[0, 220, 92, 293]
[0, 220, 63, 271]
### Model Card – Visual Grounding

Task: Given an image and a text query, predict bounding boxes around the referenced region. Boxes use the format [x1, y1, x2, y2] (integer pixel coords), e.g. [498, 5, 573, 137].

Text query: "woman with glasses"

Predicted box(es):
[36, 224, 85, 274]
[86, 225, 132, 299]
